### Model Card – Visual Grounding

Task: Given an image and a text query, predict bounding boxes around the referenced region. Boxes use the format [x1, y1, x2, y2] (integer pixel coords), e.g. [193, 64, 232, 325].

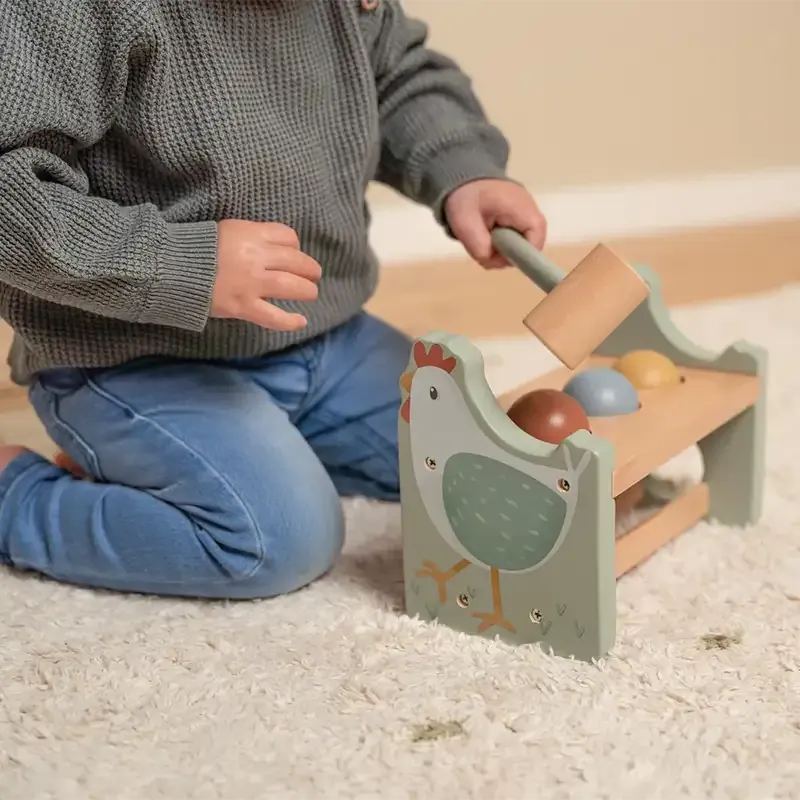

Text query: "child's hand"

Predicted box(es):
[212, 220, 322, 331]
[444, 179, 547, 270]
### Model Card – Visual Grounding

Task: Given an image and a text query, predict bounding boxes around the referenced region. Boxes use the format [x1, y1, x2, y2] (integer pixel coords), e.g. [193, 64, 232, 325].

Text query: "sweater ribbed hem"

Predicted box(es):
[7, 269, 378, 386]
[138, 221, 219, 332]
[425, 145, 510, 229]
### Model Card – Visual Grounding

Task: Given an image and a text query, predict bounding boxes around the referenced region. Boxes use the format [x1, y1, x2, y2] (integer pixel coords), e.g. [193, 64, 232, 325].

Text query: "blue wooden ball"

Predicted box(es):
[562, 367, 640, 417]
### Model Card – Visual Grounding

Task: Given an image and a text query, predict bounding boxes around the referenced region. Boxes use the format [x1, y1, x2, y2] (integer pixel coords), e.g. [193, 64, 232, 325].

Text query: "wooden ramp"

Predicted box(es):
[500, 356, 759, 496]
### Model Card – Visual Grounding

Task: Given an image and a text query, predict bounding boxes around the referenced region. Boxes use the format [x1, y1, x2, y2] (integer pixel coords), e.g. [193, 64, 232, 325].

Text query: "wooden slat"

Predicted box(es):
[499, 356, 758, 496]
[615, 482, 710, 577]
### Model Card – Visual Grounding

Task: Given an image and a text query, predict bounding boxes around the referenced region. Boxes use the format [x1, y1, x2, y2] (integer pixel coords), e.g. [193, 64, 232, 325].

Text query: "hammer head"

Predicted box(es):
[522, 244, 649, 369]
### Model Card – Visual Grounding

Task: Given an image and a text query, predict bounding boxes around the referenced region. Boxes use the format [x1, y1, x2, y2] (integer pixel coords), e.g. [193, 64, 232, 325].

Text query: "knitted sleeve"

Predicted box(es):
[0, 1, 218, 332]
[370, 1, 512, 223]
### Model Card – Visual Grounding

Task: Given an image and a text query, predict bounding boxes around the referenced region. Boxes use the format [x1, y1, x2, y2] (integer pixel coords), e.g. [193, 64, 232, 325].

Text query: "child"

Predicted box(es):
[0, 0, 546, 599]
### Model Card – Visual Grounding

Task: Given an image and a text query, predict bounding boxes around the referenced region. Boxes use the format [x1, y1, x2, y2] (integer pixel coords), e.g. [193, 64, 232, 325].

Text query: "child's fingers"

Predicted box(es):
[263, 246, 323, 281]
[246, 300, 308, 331]
[256, 221, 301, 249]
[505, 203, 547, 252]
[448, 209, 494, 265]
[259, 270, 319, 302]
[482, 251, 511, 270]
[522, 215, 548, 251]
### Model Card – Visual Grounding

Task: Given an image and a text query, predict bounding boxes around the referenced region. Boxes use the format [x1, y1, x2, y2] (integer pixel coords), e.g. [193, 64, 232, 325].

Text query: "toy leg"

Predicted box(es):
[698, 398, 765, 526]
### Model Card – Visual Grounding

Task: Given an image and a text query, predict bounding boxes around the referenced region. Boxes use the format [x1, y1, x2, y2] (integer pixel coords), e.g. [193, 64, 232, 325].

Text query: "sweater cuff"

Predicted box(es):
[139, 221, 219, 331]
[425, 145, 511, 230]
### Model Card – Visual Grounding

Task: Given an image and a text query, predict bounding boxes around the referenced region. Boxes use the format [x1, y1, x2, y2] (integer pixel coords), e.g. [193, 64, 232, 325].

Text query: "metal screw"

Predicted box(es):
[425, 457, 437, 470]
[457, 593, 470, 608]
[558, 478, 570, 493]
[530, 609, 543, 624]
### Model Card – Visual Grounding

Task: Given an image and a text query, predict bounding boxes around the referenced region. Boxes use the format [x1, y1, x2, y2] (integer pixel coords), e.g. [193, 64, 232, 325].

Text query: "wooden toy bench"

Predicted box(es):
[398, 233, 766, 662]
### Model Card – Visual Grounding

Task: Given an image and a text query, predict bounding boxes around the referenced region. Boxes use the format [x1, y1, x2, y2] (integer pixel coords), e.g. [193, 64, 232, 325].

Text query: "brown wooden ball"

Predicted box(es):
[507, 388, 591, 444]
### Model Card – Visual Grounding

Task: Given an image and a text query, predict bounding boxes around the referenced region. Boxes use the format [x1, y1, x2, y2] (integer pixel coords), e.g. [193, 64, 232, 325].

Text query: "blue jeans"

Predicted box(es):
[0, 313, 409, 598]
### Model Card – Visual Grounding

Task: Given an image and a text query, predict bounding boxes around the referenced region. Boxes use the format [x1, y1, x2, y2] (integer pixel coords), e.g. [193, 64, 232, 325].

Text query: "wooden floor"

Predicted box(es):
[367, 217, 800, 340]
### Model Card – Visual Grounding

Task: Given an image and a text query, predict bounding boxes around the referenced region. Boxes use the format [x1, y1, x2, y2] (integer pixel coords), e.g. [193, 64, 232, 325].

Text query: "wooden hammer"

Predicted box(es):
[491, 228, 650, 369]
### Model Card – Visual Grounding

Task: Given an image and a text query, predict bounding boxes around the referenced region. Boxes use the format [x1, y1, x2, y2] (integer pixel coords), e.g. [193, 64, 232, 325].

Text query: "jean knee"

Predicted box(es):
[29, 362, 348, 599]
[235, 475, 345, 598]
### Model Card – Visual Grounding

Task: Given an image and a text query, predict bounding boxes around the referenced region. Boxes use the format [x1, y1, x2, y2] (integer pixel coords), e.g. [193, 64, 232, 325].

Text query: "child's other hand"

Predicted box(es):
[212, 220, 322, 331]
[444, 179, 547, 270]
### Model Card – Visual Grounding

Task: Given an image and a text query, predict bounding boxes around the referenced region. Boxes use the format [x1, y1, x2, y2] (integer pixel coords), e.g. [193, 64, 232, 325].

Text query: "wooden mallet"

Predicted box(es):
[491, 228, 650, 369]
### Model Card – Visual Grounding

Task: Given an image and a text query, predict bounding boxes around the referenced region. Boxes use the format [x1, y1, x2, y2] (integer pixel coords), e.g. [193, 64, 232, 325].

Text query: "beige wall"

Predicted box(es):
[369, 0, 800, 207]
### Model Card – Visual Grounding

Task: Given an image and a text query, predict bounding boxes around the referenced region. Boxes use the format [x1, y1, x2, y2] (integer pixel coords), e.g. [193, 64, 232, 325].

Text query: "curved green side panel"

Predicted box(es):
[400, 333, 617, 663]
[595, 264, 767, 525]
[400, 241, 766, 662]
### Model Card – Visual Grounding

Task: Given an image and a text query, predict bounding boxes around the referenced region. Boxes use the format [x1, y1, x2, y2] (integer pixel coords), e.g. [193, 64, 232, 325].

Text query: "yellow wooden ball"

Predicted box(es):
[612, 349, 681, 390]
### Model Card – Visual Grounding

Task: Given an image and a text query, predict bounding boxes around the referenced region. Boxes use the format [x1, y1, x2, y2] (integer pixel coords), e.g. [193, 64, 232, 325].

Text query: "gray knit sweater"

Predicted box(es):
[0, 0, 510, 384]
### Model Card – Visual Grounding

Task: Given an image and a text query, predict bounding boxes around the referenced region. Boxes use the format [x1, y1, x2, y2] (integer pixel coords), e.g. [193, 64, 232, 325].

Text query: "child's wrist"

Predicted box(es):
[137, 221, 219, 332]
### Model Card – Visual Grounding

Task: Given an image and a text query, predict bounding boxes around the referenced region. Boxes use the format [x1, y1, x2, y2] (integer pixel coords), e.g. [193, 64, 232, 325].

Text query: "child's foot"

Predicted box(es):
[0, 444, 29, 474]
[53, 451, 90, 479]
[0, 446, 90, 480]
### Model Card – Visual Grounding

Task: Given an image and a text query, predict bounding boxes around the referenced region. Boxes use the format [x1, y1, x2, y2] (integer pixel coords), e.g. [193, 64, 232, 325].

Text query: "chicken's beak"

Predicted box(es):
[399, 372, 413, 392]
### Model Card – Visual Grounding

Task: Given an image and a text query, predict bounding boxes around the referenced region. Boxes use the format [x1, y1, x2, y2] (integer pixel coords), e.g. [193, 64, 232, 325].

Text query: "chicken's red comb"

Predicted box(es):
[412, 341, 457, 373]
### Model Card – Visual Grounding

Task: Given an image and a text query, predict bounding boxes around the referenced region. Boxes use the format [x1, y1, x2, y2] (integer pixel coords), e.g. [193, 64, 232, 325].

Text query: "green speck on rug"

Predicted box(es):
[700, 632, 743, 650]
[411, 719, 466, 742]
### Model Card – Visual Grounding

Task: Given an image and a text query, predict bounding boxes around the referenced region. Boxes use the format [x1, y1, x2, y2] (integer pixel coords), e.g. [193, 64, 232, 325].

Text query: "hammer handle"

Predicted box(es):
[490, 227, 565, 293]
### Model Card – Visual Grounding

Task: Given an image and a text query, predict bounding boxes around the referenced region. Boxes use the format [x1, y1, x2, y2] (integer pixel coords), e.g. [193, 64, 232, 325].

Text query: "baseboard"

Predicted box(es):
[368, 167, 800, 265]
[365, 217, 800, 340]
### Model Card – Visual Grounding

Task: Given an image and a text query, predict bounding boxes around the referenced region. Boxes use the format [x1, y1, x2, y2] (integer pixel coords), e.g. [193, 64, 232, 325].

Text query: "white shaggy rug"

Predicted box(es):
[2, 286, 800, 800]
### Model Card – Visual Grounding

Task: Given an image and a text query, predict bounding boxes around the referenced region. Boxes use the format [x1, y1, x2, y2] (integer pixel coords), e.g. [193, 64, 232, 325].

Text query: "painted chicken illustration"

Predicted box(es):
[400, 341, 590, 634]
